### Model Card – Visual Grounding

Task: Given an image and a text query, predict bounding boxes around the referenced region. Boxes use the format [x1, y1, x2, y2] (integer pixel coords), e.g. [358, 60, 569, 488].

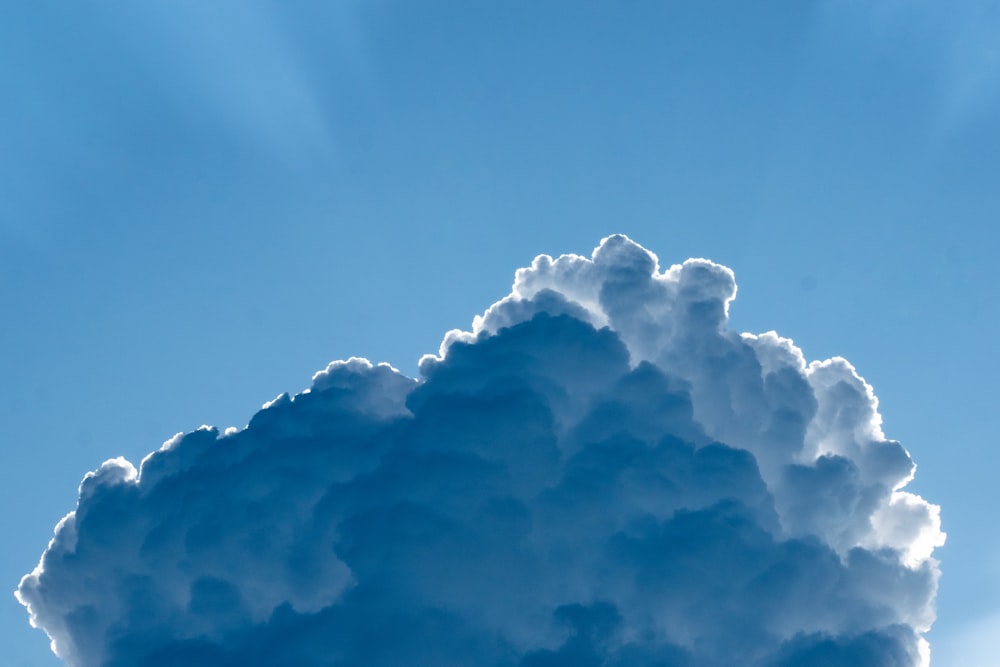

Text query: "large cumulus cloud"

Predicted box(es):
[17, 235, 944, 666]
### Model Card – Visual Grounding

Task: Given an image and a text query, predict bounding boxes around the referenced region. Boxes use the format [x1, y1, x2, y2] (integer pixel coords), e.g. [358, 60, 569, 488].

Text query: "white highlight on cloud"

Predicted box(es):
[17, 235, 943, 666]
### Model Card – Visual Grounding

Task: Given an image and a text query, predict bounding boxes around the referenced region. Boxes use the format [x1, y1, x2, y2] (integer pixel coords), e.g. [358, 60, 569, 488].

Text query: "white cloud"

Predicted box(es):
[17, 235, 943, 666]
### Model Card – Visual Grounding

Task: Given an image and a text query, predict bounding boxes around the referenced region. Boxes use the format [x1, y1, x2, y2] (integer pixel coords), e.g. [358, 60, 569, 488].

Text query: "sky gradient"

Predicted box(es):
[2, 2, 998, 665]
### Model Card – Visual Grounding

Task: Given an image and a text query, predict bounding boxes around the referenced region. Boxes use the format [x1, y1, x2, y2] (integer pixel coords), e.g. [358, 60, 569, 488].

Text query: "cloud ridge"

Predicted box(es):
[18, 235, 943, 667]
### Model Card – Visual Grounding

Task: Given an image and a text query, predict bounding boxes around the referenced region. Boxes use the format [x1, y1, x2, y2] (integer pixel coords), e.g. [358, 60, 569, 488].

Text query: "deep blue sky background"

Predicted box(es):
[2, 3, 997, 665]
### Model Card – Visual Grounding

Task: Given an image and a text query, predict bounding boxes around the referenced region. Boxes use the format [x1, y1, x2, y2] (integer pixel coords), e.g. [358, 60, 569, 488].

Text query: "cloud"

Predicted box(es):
[17, 235, 943, 666]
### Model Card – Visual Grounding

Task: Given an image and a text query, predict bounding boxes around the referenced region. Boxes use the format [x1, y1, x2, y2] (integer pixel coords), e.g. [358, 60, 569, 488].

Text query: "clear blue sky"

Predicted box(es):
[2, 2, 997, 664]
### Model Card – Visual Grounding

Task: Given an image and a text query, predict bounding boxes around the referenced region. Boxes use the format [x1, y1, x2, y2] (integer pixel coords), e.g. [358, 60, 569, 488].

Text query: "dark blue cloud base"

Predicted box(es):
[18, 236, 943, 666]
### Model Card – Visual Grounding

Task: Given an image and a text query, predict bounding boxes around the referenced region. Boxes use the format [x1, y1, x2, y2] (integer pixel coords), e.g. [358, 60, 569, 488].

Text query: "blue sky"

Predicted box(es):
[2, 2, 998, 665]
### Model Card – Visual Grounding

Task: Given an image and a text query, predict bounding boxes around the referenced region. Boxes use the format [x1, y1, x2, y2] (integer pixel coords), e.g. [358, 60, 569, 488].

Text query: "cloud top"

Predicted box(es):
[18, 235, 943, 666]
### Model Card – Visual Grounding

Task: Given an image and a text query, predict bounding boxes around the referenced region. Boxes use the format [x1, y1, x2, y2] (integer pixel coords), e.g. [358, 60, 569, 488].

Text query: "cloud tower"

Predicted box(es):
[18, 236, 943, 666]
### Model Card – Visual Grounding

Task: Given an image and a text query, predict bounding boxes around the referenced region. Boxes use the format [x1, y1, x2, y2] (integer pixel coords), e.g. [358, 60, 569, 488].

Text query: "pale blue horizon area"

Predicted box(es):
[2, 3, 998, 665]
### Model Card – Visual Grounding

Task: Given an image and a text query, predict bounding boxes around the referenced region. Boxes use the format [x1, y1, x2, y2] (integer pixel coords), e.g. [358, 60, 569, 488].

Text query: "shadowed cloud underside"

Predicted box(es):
[17, 236, 943, 667]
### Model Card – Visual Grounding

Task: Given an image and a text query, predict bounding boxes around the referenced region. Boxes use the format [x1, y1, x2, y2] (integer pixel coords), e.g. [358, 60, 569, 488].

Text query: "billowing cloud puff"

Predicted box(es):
[17, 236, 944, 666]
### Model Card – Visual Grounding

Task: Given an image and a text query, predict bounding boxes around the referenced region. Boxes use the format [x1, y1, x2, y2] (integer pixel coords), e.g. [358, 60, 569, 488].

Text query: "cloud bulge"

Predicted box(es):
[17, 235, 944, 666]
